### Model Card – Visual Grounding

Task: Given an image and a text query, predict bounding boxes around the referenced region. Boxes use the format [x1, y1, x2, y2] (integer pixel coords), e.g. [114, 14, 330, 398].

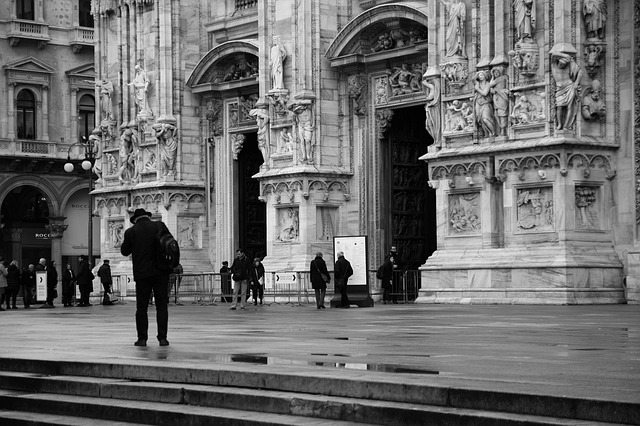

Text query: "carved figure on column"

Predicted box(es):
[290, 101, 315, 163]
[270, 37, 287, 90]
[440, 0, 467, 58]
[581, 79, 606, 121]
[249, 108, 270, 166]
[126, 65, 150, 114]
[153, 117, 178, 176]
[473, 70, 497, 137]
[511, 95, 536, 124]
[489, 66, 509, 136]
[582, 0, 606, 40]
[277, 128, 293, 154]
[94, 79, 114, 122]
[422, 75, 442, 147]
[90, 133, 103, 185]
[550, 48, 583, 131]
[116, 127, 136, 183]
[514, 0, 536, 42]
[231, 133, 246, 160]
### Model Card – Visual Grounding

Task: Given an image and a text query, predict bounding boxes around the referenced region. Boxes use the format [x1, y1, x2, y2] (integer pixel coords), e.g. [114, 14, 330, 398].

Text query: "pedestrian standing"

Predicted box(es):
[76, 255, 94, 307]
[62, 264, 76, 307]
[21, 264, 36, 308]
[120, 208, 173, 347]
[249, 257, 265, 306]
[0, 257, 8, 311]
[220, 261, 231, 302]
[6, 260, 21, 309]
[334, 251, 354, 308]
[380, 254, 395, 304]
[310, 252, 330, 309]
[98, 259, 114, 306]
[229, 248, 251, 311]
[45, 260, 58, 308]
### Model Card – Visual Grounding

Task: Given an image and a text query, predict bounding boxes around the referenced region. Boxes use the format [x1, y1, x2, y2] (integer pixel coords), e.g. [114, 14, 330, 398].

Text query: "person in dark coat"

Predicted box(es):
[121, 208, 173, 347]
[45, 260, 58, 308]
[249, 257, 265, 306]
[380, 254, 395, 304]
[334, 251, 354, 308]
[219, 261, 231, 302]
[61, 263, 76, 307]
[229, 248, 252, 311]
[6, 260, 21, 309]
[309, 252, 330, 309]
[76, 255, 94, 307]
[98, 259, 114, 306]
[21, 264, 36, 308]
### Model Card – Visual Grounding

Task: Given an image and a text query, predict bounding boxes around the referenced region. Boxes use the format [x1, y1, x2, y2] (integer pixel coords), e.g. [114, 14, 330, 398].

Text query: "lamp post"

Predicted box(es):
[64, 133, 98, 267]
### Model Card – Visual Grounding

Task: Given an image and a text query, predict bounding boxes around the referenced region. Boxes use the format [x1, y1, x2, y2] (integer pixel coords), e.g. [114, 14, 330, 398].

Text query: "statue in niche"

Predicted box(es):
[517, 189, 554, 230]
[108, 221, 124, 248]
[276, 208, 299, 242]
[388, 64, 423, 95]
[126, 65, 150, 114]
[153, 119, 178, 176]
[575, 186, 597, 229]
[473, 70, 497, 138]
[249, 108, 270, 165]
[511, 95, 537, 125]
[372, 32, 393, 52]
[513, 0, 536, 42]
[276, 128, 294, 154]
[550, 49, 583, 131]
[223, 63, 243, 81]
[389, 28, 410, 48]
[231, 133, 245, 160]
[581, 79, 606, 121]
[489, 66, 509, 136]
[94, 78, 114, 122]
[582, 0, 606, 40]
[422, 76, 442, 147]
[240, 95, 259, 121]
[116, 127, 136, 183]
[106, 153, 117, 175]
[317, 208, 335, 241]
[440, 0, 467, 58]
[143, 148, 156, 172]
[444, 100, 473, 132]
[205, 100, 223, 137]
[440, 61, 469, 89]
[290, 102, 315, 163]
[348, 73, 367, 115]
[179, 219, 198, 248]
[89, 133, 103, 184]
[270, 37, 287, 90]
[583, 45, 604, 78]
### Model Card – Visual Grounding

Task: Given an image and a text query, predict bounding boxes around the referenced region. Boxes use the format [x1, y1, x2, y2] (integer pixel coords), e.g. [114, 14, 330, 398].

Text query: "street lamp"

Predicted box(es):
[64, 131, 99, 267]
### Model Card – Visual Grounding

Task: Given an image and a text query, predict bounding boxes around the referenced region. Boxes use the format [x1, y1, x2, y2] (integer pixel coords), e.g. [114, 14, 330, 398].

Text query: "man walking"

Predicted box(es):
[121, 208, 173, 347]
[334, 251, 353, 308]
[76, 255, 93, 307]
[98, 259, 114, 306]
[229, 248, 251, 311]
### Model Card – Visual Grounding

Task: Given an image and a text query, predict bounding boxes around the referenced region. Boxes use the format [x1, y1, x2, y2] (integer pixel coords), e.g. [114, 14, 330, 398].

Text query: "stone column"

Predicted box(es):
[70, 88, 78, 143]
[476, 0, 493, 68]
[7, 82, 15, 139]
[45, 217, 68, 303]
[41, 85, 49, 141]
[491, 0, 509, 66]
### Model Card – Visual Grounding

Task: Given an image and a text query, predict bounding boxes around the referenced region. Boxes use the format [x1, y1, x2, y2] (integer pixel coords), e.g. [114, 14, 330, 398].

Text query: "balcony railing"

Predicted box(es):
[235, 0, 258, 10]
[7, 19, 51, 41]
[72, 27, 94, 44]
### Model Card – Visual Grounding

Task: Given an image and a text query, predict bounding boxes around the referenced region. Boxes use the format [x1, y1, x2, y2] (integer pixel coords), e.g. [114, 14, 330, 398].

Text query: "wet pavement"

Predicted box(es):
[0, 300, 639, 405]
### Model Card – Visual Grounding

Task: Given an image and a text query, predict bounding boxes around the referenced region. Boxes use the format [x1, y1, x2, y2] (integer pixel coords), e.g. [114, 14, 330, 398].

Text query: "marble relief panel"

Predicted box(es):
[575, 186, 600, 230]
[374, 76, 389, 105]
[443, 99, 474, 134]
[177, 216, 201, 248]
[448, 192, 481, 235]
[275, 207, 299, 243]
[515, 187, 554, 233]
[107, 219, 124, 248]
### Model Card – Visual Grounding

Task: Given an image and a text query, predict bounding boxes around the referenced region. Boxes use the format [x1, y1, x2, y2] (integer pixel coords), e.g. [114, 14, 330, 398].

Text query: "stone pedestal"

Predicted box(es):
[626, 249, 640, 304]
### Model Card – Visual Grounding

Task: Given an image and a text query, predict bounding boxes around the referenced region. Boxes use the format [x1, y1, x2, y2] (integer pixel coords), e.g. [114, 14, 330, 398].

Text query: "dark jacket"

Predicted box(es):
[334, 256, 354, 284]
[76, 259, 93, 290]
[46, 264, 58, 289]
[309, 256, 330, 290]
[230, 255, 252, 282]
[22, 268, 36, 288]
[98, 263, 113, 285]
[62, 267, 76, 287]
[380, 257, 394, 289]
[250, 262, 265, 287]
[121, 217, 171, 280]
[6, 264, 21, 290]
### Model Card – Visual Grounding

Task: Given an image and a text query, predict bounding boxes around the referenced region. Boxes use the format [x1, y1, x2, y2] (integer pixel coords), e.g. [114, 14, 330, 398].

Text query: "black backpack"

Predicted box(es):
[156, 222, 180, 272]
[376, 264, 384, 280]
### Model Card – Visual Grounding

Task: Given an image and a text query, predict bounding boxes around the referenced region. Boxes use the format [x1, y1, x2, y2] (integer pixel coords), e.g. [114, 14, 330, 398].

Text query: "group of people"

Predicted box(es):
[222, 249, 265, 311]
[0, 255, 114, 311]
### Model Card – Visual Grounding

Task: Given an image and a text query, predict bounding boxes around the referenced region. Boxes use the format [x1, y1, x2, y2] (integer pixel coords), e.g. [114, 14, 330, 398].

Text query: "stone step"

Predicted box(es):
[0, 408, 146, 426]
[0, 370, 632, 426]
[0, 358, 638, 425]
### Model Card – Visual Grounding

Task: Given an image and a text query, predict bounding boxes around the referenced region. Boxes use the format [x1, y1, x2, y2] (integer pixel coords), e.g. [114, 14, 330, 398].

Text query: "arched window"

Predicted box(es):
[79, 0, 94, 27]
[78, 94, 95, 141]
[17, 89, 36, 140]
[17, 0, 35, 20]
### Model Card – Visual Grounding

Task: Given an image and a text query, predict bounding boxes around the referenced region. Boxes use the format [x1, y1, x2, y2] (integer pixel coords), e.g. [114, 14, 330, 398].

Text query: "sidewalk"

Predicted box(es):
[0, 301, 638, 405]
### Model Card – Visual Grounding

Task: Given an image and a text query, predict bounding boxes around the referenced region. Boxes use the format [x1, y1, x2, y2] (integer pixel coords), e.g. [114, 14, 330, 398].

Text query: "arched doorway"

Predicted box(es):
[1, 186, 51, 266]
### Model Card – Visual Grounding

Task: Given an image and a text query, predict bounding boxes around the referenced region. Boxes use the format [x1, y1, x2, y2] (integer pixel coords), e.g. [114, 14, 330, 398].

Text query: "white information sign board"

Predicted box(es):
[36, 271, 47, 302]
[333, 235, 368, 287]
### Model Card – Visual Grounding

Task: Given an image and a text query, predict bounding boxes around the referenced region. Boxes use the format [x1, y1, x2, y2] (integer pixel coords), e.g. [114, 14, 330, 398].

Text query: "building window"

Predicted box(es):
[79, 0, 94, 27]
[17, 89, 36, 140]
[78, 94, 95, 141]
[17, 0, 35, 20]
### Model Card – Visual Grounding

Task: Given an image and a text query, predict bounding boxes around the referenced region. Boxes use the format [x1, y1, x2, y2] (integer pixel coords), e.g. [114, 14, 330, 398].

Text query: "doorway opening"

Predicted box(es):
[236, 132, 266, 261]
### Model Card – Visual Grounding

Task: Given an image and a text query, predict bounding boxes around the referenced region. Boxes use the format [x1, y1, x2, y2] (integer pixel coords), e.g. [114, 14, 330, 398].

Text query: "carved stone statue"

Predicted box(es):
[422, 75, 442, 146]
[116, 127, 136, 183]
[440, 0, 467, 58]
[89, 133, 103, 184]
[489, 66, 509, 136]
[94, 79, 114, 122]
[231, 133, 245, 160]
[276, 208, 299, 242]
[581, 79, 606, 121]
[153, 117, 178, 176]
[473, 70, 497, 137]
[514, 0, 536, 42]
[126, 65, 150, 114]
[582, 0, 606, 40]
[277, 128, 293, 154]
[511, 95, 536, 125]
[249, 108, 270, 166]
[550, 48, 583, 130]
[290, 102, 315, 163]
[270, 37, 287, 90]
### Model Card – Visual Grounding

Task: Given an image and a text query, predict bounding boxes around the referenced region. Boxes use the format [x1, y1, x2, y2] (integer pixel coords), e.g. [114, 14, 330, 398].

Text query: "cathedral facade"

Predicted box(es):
[0, 0, 638, 304]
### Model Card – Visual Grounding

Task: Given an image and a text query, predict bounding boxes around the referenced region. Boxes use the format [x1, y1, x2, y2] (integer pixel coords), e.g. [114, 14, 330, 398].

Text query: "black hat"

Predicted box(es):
[130, 208, 152, 224]
[103, 259, 109, 263]
[222, 261, 228, 265]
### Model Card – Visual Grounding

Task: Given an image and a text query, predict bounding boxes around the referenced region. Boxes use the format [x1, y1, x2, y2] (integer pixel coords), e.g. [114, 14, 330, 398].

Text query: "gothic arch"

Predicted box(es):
[0, 175, 60, 216]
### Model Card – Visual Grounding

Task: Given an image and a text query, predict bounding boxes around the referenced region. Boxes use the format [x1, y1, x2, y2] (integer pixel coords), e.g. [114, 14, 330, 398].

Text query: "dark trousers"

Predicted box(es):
[62, 283, 74, 306]
[251, 283, 264, 302]
[5, 288, 18, 308]
[135, 275, 169, 341]
[314, 288, 326, 308]
[102, 282, 112, 305]
[79, 284, 91, 305]
[337, 278, 350, 307]
[21, 285, 33, 307]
